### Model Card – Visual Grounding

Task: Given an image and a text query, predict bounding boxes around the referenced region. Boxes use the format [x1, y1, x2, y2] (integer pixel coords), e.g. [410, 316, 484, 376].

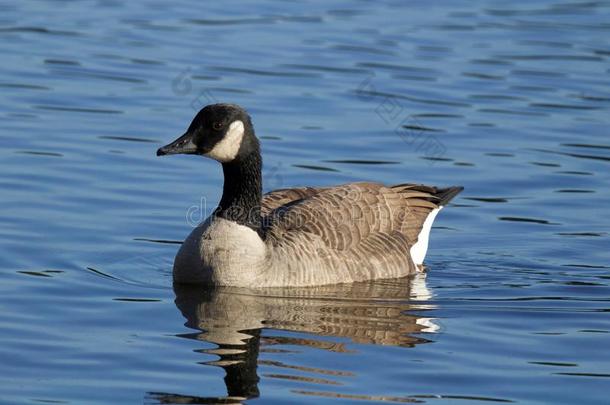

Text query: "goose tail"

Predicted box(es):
[434, 186, 464, 206]
[409, 185, 463, 266]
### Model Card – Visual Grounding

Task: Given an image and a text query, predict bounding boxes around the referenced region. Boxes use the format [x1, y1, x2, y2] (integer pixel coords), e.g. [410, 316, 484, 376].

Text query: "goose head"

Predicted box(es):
[157, 103, 259, 162]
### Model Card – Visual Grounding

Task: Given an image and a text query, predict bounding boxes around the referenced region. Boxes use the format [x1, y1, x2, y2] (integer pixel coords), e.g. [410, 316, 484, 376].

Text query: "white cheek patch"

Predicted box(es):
[205, 120, 245, 162]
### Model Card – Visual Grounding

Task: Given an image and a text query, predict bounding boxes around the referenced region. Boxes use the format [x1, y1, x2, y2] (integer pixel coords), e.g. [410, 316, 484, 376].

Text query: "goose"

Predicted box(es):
[157, 103, 462, 287]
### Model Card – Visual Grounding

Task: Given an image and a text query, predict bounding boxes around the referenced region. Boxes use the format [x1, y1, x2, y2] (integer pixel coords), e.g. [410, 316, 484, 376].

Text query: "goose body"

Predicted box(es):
[157, 104, 462, 287]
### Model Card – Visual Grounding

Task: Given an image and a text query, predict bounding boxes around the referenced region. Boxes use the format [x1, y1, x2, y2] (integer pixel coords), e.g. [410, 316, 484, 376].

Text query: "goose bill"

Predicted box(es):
[157, 132, 197, 156]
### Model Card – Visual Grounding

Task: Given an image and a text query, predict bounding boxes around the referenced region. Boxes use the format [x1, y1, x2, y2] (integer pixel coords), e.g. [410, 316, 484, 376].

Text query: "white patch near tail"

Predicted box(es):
[410, 207, 442, 266]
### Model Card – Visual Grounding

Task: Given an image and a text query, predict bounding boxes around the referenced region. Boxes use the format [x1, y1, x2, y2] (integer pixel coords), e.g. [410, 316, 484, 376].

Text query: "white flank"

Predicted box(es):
[410, 207, 442, 266]
[205, 120, 245, 162]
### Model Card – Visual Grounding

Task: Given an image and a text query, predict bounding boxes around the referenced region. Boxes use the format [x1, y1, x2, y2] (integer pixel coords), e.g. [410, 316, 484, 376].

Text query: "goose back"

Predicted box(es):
[255, 182, 454, 286]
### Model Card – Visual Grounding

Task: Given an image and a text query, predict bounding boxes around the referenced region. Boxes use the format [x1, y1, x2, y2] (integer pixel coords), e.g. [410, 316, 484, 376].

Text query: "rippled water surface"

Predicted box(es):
[1, 0, 610, 403]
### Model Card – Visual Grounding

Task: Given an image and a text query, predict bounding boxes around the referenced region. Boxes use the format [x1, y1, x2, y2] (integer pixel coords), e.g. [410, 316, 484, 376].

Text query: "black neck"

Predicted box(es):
[216, 150, 262, 231]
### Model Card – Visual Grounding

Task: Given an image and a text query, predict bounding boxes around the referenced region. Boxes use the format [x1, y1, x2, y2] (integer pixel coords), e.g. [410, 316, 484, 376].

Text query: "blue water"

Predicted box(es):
[1, 0, 610, 403]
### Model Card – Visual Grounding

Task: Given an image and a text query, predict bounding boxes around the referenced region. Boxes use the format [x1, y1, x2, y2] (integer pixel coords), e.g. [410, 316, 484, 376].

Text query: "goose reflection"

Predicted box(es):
[148, 274, 438, 404]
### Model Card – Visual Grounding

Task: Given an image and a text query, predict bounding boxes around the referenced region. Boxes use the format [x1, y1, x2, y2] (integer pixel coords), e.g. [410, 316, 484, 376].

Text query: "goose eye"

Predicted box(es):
[212, 122, 224, 131]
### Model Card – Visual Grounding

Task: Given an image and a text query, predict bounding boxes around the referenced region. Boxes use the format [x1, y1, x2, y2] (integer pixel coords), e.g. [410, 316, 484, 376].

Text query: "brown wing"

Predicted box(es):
[263, 182, 443, 251]
[261, 187, 327, 217]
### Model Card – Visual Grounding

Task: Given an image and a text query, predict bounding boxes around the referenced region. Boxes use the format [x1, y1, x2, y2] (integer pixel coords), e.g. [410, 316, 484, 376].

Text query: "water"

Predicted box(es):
[1, 0, 609, 403]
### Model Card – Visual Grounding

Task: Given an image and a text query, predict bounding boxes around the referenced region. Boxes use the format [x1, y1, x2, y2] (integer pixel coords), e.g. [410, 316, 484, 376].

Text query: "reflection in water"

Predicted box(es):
[148, 275, 437, 404]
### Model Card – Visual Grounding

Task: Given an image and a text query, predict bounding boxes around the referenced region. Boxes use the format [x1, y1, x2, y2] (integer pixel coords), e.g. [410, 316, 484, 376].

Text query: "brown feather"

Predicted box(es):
[263, 183, 446, 247]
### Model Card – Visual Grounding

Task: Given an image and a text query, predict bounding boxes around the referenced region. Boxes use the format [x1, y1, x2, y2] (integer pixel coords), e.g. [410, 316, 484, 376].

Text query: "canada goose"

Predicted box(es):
[157, 103, 462, 287]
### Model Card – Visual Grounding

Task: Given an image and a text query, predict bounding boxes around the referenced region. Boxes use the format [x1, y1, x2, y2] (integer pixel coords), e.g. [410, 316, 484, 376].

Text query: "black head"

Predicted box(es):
[157, 103, 258, 162]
